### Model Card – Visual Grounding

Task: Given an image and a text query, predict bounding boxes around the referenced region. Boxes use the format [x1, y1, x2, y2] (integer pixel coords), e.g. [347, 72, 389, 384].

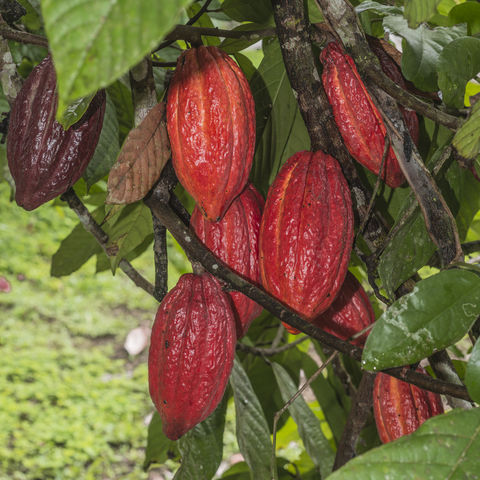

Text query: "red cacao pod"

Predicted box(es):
[367, 37, 419, 146]
[320, 41, 405, 188]
[190, 183, 264, 338]
[259, 150, 354, 321]
[373, 369, 444, 443]
[167, 46, 255, 221]
[7, 55, 106, 210]
[148, 273, 236, 440]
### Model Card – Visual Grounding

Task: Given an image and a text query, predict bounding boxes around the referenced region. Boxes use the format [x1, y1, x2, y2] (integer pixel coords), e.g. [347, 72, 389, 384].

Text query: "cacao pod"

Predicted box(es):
[167, 46, 255, 221]
[7, 55, 106, 210]
[148, 273, 236, 440]
[373, 369, 444, 443]
[367, 37, 419, 146]
[259, 150, 354, 321]
[320, 41, 405, 188]
[190, 183, 264, 338]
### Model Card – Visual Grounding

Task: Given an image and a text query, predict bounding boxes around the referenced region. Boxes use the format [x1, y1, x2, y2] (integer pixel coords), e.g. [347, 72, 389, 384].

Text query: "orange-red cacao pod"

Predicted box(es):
[320, 41, 405, 188]
[7, 55, 106, 210]
[259, 150, 354, 321]
[190, 183, 264, 338]
[167, 46, 255, 221]
[373, 369, 444, 443]
[148, 273, 236, 440]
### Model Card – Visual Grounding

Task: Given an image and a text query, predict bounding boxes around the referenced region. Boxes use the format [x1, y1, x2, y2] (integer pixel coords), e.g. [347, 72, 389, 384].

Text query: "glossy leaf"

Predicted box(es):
[230, 357, 272, 480]
[465, 338, 480, 403]
[40, 0, 193, 118]
[143, 412, 178, 471]
[84, 93, 120, 190]
[174, 396, 227, 480]
[453, 101, 480, 161]
[328, 408, 480, 479]
[58, 92, 96, 130]
[363, 269, 480, 370]
[437, 37, 480, 108]
[272, 362, 334, 478]
[107, 102, 170, 204]
[404, 0, 442, 28]
[383, 15, 466, 91]
[355, 1, 402, 16]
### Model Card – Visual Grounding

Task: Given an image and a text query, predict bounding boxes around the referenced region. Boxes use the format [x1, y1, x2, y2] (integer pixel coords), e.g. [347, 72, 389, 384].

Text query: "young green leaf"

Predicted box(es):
[465, 338, 480, 403]
[327, 408, 480, 480]
[40, 0, 193, 119]
[363, 269, 480, 370]
[143, 412, 178, 471]
[230, 357, 272, 480]
[453, 101, 480, 161]
[272, 362, 334, 479]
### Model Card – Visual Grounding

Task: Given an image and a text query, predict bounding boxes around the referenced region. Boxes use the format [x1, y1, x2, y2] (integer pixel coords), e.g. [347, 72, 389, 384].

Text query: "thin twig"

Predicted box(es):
[0, 20, 48, 48]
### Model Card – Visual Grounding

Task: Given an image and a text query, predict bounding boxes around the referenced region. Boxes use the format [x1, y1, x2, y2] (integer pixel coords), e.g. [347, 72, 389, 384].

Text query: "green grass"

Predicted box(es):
[0, 182, 172, 479]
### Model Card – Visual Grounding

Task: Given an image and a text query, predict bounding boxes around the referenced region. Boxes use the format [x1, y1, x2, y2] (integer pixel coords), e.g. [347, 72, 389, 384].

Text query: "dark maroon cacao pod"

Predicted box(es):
[7, 55, 106, 210]
[259, 150, 354, 321]
[373, 369, 444, 443]
[190, 183, 264, 338]
[148, 273, 236, 440]
[167, 46, 255, 221]
[320, 41, 405, 188]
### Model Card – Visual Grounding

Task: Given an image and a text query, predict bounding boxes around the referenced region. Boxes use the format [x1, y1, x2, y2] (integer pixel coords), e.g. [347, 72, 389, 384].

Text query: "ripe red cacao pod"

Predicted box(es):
[320, 41, 405, 188]
[373, 369, 444, 443]
[367, 37, 419, 146]
[167, 46, 255, 221]
[7, 55, 106, 210]
[259, 150, 354, 321]
[148, 273, 236, 440]
[190, 183, 264, 338]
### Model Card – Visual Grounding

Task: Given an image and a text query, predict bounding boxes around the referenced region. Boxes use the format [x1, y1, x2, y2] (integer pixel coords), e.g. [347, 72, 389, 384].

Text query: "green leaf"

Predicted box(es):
[58, 92, 96, 130]
[355, 1, 402, 16]
[404, 0, 442, 28]
[83, 93, 120, 190]
[230, 357, 272, 480]
[449, 2, 480, 35]
[107, 80, 134, 145]
[40, 0, 193, 118]
[103, 202, 153, 273]
[220, 23, 271, 54]
[187, 3, 220, 46]
[465, 338, 480, 403]
[362, 269, 480, 370]
[174, 396, 227, 480]
[383, 15, 466, 91]
[272, 362, 334, 478]
[328, 408, 480, 480]
[50, 207, 104, 277]
[143, 412, 178, 471]
[222, 0, 273, 25]
[307, 0, 324, 23]
[250, 39, 310, 197]
[437, 37, 480, 108]
[453, 101, 480, 161]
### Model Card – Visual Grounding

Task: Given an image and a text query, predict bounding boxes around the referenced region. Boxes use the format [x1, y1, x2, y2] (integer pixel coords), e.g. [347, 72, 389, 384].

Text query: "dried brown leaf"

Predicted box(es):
[107, 102, 170, 204]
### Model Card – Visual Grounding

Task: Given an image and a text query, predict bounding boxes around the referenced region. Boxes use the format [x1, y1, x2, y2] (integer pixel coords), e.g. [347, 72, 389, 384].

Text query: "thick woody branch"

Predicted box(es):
[0, 18, 48, 48]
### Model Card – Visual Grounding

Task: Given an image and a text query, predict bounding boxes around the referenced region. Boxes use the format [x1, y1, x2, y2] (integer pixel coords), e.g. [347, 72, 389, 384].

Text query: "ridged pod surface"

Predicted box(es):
[320, 41, 404, 188]
[367, 37, 419, 146]
[259, 150, 354, 321]
[373, 369, 444, 443]
[190, 183, 264, 338]
[167, 46, 255, 221]
[7, 55, 106, 210]
[148, 273, 236, 440]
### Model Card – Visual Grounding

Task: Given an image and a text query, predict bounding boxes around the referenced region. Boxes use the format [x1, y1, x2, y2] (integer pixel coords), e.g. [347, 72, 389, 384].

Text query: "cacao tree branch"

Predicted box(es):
[236, 336, 309, 357]
[61, 188, 156, 298]
[0, 17, 48, 48]
[333, 371, 376, 470]
[270, 0, 388, 253]
[0, 34, 22, 105]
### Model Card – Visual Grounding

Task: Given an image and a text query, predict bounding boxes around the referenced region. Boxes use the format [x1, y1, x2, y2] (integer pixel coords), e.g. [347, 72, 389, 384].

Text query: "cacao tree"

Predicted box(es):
[1, 0, 480, 478]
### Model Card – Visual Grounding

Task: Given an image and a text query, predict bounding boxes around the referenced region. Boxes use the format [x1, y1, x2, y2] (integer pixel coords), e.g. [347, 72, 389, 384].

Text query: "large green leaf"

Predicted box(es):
[272, 363, 334, 479]
[40, 0, 193, 118]
[222, 0, 273, 25]
[453, 101, 480, 161]
[404, 0, 442, 28]
[383, 15, 466, 91]
[250, 39, 310, 196]
[174, 396, 227, 480]
[465, 338, 480, 403]
[449, 2, 480, 35]
[107, 80, 134, 145]
[230, 357, 272, 480]
[437, 37, 480, 108]
[143, 412, 178, 471]
[83, 93, 120, 190]
[362, 269, 480, 370]
[327, 408, 480, 480]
